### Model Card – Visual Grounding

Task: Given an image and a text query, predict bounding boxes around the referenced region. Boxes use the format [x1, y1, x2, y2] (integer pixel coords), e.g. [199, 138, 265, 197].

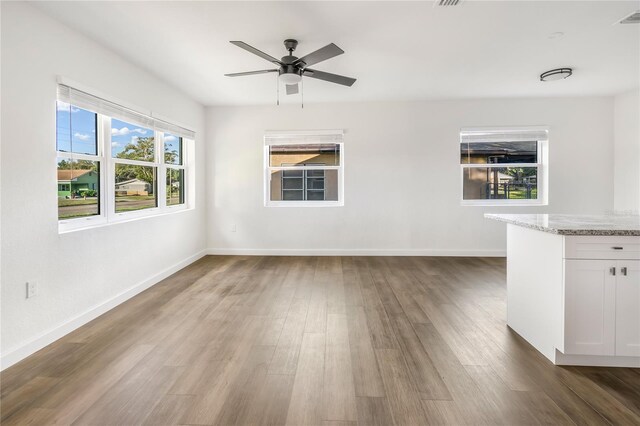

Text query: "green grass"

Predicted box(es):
[506, 189, 538, 199]
[115, 204, 156, 213]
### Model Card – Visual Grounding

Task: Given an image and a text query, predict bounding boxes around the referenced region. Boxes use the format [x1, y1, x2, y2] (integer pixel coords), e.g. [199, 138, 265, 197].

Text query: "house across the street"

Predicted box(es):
[57, 169, 98, 198]
[115, 178, 151, 196]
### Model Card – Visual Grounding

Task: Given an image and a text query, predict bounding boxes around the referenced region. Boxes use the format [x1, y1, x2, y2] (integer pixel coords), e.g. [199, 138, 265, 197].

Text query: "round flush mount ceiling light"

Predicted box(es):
[540, 68, 573, 82]
[548, 32, 565, 39]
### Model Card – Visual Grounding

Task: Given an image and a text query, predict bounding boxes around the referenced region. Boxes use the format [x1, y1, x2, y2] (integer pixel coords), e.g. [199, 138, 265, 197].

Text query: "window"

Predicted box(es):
[164, 133, 185, 206]
[56, 102, 101, 220]
[56, 84, 195, 232]
[460, 127, 548, 205]
[264, 131, 343, 206]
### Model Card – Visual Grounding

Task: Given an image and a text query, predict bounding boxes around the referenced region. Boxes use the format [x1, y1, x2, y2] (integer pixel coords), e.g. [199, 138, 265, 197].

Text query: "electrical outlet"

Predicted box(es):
[231, 224, 237, 232]
[26, 281, 37, 299]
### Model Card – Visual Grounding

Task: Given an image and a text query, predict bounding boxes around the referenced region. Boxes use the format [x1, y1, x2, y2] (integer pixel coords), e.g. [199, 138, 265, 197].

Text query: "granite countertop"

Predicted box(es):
[484, 214, 640, 236]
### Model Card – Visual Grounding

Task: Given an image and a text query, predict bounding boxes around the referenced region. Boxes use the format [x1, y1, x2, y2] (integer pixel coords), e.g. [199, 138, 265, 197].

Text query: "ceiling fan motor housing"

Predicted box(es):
[279, 65, 302, 84]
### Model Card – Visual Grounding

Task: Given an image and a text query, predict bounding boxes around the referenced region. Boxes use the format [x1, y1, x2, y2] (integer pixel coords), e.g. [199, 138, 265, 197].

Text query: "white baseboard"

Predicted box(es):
[206, 248, 506, 257]
[0, 249, 207, 371]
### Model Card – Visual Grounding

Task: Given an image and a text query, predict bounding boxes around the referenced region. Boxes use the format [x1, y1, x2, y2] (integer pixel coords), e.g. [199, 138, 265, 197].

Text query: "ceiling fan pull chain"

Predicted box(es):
[301, 78, 304, 109]
[276, 74, 279, 106]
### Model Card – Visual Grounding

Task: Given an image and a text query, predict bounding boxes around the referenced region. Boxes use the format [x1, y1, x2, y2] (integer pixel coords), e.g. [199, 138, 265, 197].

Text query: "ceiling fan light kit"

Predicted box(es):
[225, 39, 356, 107]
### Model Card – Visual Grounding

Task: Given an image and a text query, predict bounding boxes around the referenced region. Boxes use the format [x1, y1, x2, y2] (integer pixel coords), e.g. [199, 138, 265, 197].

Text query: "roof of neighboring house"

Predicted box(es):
[57, 169, 93, 181]
[115, 178, 148, 186]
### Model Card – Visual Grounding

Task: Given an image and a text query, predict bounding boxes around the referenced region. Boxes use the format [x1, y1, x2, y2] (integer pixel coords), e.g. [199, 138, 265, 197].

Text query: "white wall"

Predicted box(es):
[613, 90, 640, 214]
[206, 97, 614, 255]
[0, 3, 206, 368]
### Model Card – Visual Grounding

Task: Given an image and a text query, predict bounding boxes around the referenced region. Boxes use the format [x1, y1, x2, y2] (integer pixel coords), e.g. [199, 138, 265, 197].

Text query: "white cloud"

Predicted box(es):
[56, 102, 80, 113]
[164, 135, 177, 142]
[111, 127, 147, 136]
[131, 136, 139, 143]
[111, 142, 120, 147]
[74, 132, 90, 141]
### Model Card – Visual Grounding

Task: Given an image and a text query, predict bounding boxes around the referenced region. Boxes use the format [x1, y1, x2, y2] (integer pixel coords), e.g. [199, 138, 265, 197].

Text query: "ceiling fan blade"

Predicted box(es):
[225, 69, 278, 77]
[286, 84, 299, 95]
[229, 41, 283, 65]
[303, 69, 356, 87]
[293, 43, 344, 68]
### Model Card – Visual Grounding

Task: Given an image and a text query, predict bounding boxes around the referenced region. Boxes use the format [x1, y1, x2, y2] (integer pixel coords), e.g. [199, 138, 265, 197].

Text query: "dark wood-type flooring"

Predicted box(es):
[2, 256, 639, 425]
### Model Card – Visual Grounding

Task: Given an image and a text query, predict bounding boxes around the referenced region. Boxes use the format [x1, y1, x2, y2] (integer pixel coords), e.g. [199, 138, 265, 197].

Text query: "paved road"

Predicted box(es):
[59, 198, 156, 218]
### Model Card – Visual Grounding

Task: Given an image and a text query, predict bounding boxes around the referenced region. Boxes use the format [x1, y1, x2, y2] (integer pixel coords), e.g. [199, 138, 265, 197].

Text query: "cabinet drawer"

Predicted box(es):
[565, 236, 640, 260]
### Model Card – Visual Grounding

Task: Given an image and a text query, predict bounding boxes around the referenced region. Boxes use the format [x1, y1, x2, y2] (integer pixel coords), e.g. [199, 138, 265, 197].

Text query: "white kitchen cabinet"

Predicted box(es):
[564, 258, 640, 358]
[564, 260, 616, 356]
[615, 260, 640, 357]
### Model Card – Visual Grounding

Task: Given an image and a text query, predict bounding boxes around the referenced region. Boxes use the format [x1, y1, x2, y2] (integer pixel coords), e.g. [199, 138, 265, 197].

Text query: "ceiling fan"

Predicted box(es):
[225, 39, 356, 96]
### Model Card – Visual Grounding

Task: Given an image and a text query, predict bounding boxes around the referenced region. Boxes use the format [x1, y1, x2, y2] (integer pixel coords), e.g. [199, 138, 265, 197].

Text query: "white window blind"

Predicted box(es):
[264, 130, 343, 145]
[57, 84, 196, 140]
[460, 127, 548, 144]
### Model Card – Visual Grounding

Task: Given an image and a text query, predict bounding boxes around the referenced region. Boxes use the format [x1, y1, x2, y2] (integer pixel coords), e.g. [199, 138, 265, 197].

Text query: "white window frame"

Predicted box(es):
[460, 126, 549, 206]
[264, 130, 344, 207]
[57, 83, 194, 233]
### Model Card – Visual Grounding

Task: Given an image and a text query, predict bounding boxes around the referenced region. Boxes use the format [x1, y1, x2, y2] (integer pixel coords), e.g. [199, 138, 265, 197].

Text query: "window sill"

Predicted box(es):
[58, 205, 193, 234]
[265, 201, 344, 208]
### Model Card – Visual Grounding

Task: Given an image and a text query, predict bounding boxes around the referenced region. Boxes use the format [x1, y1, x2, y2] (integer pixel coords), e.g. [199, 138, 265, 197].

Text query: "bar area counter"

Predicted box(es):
[486, 213, 640, 367]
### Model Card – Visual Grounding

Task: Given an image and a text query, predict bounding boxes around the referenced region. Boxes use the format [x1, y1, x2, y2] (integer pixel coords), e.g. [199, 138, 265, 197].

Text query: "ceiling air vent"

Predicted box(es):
[617, 10, 640, 24]
[435, 0, 462, 6]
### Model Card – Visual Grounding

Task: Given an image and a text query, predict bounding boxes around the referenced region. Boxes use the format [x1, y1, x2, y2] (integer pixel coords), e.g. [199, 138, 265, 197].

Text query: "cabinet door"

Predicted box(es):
[564, 260, 616, 356]
[616, 260, 640, 357]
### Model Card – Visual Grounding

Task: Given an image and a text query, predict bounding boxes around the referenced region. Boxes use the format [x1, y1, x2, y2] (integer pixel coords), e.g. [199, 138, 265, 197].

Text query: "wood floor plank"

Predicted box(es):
[324, 314, 358, 422]
[0, 376, 59, 423]
[341, 257, 365, 307]
[180, 316, 268, 425]
[580, 367, 640, 417]
[346, 306, 386, 397]
[141, 394, 194, 426]
[213, 344, 276, 426]
[38, 344, 155, 424]
[463, 364, 541, 425]
[355, 396, 395, 426]
[235, 373, 296, 426]
[413, 322, 506, 425]
[421, 400, 470, 426]
[388, 314, 452, 401]
[354, 257, 399, 349]
[286, 332, 326, 426]
[269, 297, 310, 375]
[374, 348, 428, 425]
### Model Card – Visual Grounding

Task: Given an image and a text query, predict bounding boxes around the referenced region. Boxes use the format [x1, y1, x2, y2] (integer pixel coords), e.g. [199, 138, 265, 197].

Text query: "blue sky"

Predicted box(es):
[164, 134, 181, 164]
[57, 102, 181, 163]
[111, 118, 153, 157]
[56, 101, 97, 155]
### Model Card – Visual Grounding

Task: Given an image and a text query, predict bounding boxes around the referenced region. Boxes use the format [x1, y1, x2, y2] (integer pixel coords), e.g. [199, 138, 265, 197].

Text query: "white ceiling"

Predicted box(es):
[33, 1, 640, 106]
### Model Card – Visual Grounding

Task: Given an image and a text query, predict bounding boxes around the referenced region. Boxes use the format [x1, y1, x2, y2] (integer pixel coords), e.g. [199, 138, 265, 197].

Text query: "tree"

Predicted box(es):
[57, 159, 97, 171]
[504, 167, 536, 182]
[114, 137, 178, 192]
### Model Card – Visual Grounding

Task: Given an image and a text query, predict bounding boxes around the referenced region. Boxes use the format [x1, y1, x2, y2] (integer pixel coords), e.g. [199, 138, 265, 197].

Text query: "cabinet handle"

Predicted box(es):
[610, 267, 616, 276]
[611, 246, 624, 250]
[621, 267, 628, 276]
